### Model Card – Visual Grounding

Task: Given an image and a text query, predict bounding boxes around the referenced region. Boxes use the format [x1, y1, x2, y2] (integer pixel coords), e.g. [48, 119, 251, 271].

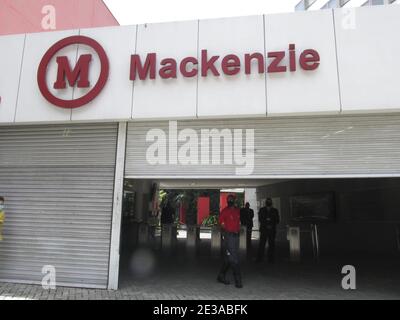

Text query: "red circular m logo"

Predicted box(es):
[37, 35, 109, 109]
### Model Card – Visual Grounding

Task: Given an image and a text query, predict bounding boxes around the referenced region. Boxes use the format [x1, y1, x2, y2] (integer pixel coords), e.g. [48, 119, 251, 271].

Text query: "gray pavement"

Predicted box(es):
[1, 252, 399, 300]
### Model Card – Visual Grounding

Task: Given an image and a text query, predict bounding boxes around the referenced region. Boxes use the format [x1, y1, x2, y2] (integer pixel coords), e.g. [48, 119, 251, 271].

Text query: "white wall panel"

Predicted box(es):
[132, 21, 198, 119]
[72, 26, 136, 121]
[335, 5, 400, 112]
[0, 6, 397, 124]
[16, 30, 78, 123]
[265, 10, 340, 115]
[197, 16, 266, 118]
[0, 34, 25, 124]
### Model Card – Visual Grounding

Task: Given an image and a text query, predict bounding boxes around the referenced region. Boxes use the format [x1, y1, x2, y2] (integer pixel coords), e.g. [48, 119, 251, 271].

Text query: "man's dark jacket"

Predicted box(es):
[258, 207, 280, 231]
[240, 208, 254, 229]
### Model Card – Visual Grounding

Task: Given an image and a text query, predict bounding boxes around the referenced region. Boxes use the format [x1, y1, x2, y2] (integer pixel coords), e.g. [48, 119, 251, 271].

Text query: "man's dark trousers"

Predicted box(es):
[257, 227, 276, 263]
[246, 227, 252, 256]
[219, 232, 241, 284]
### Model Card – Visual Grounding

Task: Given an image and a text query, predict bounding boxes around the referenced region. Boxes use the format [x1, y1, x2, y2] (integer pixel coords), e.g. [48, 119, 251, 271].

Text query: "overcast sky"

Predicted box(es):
[104, 0, 300, 25]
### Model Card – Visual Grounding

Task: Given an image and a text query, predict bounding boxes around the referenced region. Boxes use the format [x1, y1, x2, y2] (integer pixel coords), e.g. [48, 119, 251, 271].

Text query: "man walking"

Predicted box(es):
[240, 202, 254, 255]
[217, 194, 243, 288]
[257, 198, 280, 263]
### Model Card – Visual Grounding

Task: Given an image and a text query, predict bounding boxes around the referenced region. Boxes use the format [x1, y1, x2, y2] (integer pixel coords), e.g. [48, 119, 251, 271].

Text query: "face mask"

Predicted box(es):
[0, 204, 4, 211]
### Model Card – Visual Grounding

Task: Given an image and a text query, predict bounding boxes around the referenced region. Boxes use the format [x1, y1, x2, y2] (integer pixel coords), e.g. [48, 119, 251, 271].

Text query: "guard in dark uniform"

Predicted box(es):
[257, 198, 280, 263]
[161, 200, 174, 225]
[217, 194, 243, 288]
[240, 202, 254, 255]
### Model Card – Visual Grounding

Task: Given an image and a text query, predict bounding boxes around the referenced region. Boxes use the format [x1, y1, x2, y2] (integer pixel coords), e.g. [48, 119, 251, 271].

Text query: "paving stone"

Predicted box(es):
[0, 257, 399, 300]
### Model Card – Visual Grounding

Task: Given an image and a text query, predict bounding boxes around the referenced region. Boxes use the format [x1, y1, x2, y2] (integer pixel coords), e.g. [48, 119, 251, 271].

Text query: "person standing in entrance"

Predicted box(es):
[240, 202, 254, 255]
[257, 198, 280, 263]
[161, 200, 174, 225]
[217, 194, 243, 288]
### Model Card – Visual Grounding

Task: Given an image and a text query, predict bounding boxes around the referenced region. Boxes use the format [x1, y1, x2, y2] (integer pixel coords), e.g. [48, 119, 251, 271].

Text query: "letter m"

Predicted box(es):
[53, 54, 92, 89]
[130, 53, 156, 80]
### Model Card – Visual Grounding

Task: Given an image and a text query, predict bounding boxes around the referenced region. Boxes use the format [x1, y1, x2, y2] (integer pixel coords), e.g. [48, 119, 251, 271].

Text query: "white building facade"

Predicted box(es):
[1, 5, 400, 289]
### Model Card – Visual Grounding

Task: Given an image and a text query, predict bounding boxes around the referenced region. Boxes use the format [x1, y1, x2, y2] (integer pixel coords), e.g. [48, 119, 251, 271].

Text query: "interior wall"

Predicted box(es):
[129, 179, 154, 223]
[256, 178, 400, 257]
[244, 188, 259, 233]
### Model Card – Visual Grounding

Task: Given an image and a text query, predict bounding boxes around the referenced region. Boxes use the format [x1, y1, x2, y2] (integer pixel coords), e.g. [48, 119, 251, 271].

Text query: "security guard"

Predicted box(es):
[0, 197, 5, 241]
[240, 202, 254, 254]
[256, 198, 280, 263]
[217, 194, 243, 288]
[161, 199, 174, 225]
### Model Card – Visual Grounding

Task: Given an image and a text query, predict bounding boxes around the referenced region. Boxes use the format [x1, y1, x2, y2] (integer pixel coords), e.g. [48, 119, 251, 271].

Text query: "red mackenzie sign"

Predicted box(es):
[37, 36, 320, 109]
[130, 44, 320, 80]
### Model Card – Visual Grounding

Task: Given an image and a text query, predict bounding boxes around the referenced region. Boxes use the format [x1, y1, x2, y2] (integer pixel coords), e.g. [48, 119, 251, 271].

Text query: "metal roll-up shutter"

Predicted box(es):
[0, 123, 118, 288]
[125, 114, 400, 178]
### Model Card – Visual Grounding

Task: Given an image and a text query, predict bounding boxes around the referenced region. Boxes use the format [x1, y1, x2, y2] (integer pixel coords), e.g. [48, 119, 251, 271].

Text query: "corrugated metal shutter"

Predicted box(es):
[0, 123, 118, 288]
[125, 114, 400, 177]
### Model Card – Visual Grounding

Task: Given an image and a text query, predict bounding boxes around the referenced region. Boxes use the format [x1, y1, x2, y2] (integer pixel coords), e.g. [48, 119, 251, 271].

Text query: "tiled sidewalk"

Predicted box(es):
[1, 256, 399, 300]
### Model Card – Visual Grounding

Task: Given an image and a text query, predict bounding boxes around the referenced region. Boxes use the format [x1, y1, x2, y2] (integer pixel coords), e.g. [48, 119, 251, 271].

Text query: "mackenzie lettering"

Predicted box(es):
[129, 44, 320, 80]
